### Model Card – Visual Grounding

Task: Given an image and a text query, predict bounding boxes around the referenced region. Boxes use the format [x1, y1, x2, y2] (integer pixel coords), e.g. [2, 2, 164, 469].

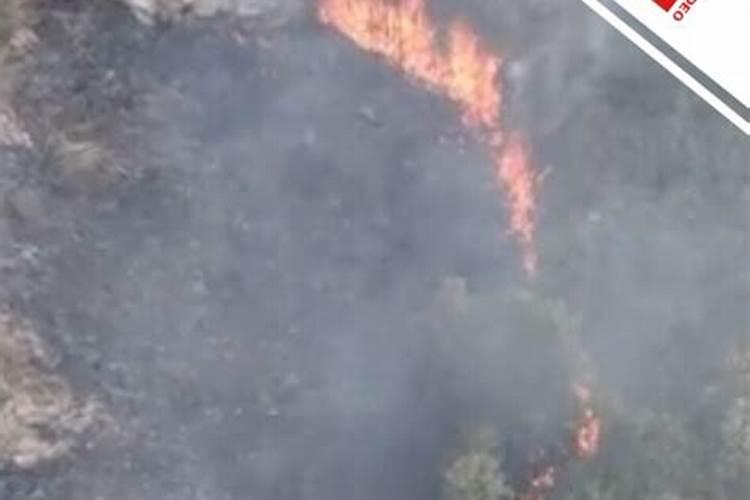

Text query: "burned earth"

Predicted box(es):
[0, 1, 748, 500]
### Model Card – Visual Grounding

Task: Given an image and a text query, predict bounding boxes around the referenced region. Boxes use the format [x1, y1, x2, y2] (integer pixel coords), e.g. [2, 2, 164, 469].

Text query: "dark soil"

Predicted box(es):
[0, 1, 747, 500]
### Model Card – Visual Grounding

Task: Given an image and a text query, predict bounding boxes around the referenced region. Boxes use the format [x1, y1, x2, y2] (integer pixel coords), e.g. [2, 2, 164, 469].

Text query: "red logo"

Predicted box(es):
[652, 0, 699, 21]
[652, 0, 678, 10]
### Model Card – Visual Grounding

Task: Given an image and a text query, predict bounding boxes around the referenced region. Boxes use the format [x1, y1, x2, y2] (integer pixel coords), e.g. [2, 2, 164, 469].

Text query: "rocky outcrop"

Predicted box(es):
[122, 0, 303, 24]
[0, 312, 103, 469]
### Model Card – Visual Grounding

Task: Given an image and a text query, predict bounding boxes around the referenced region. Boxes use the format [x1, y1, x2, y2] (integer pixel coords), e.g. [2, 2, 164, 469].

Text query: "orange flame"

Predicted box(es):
[317, 0, 537, 273]
[493, 133, 537, 274]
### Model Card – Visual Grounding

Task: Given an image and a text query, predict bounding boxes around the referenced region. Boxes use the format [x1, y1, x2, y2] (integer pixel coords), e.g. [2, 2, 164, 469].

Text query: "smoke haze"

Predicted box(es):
[0, 1, 747, 499]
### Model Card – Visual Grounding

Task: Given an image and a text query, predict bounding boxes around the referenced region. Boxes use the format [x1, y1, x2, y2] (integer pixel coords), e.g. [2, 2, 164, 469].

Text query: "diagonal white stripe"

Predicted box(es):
[578, 0, 750, 135]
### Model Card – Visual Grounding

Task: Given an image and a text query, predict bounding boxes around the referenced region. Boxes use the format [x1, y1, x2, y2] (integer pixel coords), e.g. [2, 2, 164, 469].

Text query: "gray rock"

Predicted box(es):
[122, 0, 303, 25]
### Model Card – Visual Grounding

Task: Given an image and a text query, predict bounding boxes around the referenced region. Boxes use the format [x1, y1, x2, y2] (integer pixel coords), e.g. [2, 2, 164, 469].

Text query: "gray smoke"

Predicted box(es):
[0, 1, 747, 499]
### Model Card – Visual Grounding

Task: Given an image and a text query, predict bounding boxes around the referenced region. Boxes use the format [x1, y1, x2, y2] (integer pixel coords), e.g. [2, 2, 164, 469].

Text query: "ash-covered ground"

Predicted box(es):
[0, 1, 748, 500]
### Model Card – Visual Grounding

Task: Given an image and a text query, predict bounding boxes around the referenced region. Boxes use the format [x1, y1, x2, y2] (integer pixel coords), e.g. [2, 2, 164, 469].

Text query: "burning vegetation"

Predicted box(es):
[516, 385, 600, 500]
[317, 0, 538, 274]
[572, 384, 601, 459]
[317, 0, 600, 496]
[0, 1, 746, 500]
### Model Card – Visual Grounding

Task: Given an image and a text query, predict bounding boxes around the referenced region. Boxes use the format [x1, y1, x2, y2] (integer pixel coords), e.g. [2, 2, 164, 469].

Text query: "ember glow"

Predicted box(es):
[523, 465, 556, 500]
[519, 384, 601, 500]
[573, 384, 602, 459]
[317, 0, 538, 274]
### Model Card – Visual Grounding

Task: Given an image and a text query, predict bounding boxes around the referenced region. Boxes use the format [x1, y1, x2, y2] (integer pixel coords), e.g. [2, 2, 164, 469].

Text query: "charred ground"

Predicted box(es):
[0, 1, 748, 500]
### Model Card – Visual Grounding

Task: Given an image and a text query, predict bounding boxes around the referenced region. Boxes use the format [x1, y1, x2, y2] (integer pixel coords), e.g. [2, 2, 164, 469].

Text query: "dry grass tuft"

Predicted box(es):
[0, 311, 103, 469]
[43, 133, 120, 192]
[0, 0, 37, 55]
[0, 1, 36, 150]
